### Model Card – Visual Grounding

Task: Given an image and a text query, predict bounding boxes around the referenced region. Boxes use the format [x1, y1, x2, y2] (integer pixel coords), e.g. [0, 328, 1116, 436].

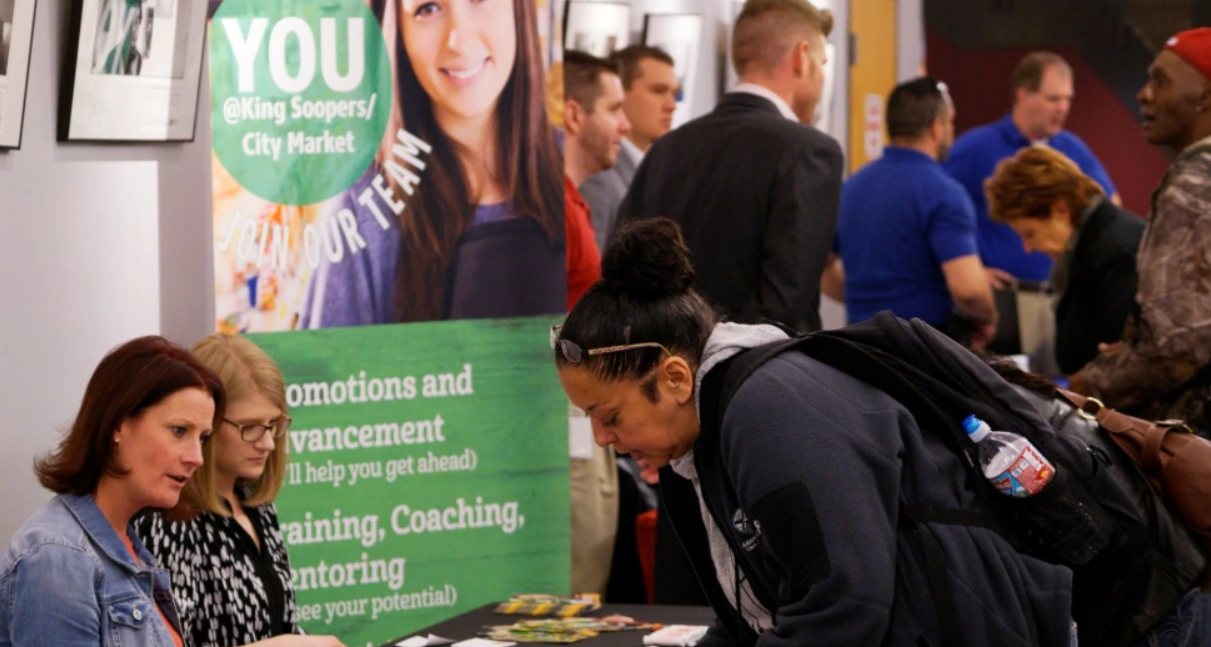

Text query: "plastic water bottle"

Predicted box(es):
[963, 415, 1055, 497]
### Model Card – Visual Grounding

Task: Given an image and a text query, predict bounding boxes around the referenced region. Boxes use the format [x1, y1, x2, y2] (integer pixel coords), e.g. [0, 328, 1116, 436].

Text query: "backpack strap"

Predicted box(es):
[715, 336, 813, 421]
[695, 353, 758, 639]
[901, 502, 967, 647]
[714, 333, 977, 464]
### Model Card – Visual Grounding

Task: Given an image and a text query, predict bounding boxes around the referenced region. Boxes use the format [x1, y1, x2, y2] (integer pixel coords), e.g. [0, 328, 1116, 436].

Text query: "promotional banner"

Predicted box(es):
[209, 0, 573, 644]
[250, 317, 570, 646]
[210, 0, 566, 332]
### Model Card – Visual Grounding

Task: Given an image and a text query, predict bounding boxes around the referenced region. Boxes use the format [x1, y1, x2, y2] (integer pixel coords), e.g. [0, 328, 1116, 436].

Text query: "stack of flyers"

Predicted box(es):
[482, 615, 659, 643]
[642, 625, 709, 647]
[493, 594, 602, 618]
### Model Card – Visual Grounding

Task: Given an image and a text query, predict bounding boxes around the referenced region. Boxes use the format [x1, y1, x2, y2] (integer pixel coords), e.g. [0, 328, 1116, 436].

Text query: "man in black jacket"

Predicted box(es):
[616, 0, 843, 333]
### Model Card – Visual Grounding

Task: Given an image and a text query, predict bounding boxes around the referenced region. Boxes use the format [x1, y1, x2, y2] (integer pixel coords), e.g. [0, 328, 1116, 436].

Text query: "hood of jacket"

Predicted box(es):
[693, 322, 790, 417]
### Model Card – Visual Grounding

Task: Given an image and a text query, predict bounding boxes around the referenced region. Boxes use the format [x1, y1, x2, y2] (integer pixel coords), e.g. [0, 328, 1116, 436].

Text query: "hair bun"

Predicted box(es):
[600, 218, 695, 300]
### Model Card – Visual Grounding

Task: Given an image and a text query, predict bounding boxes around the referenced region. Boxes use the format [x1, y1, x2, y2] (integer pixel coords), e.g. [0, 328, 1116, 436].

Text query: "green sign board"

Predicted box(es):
[250, 316, 570, 646]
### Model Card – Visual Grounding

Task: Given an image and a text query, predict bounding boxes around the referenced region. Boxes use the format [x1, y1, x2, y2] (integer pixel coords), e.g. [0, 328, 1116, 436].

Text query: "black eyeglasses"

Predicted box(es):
[551, 325, 672, 363]
[223, 417, 291, 442]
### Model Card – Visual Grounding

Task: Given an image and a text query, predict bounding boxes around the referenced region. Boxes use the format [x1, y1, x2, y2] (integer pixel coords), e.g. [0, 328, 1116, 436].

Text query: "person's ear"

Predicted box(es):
[563, 100, 585, 136]
[929, 116, 944, 142]
[1199, 81, 1211, 113]
[660, 356, 695, 405]
[113, 418, 132, 445]
[1050, 198, 1071, 223]
[792, 40, 811, 78]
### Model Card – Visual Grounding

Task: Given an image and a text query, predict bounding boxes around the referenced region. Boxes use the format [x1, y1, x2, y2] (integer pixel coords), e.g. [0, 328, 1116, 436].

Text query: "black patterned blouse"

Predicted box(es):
[133, 499, 301, 647]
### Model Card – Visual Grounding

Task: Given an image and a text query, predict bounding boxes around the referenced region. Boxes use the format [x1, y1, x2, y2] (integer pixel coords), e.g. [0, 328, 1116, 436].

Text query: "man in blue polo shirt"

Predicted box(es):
[823, 77, 997, 344]
[945, 52, 1118, 283]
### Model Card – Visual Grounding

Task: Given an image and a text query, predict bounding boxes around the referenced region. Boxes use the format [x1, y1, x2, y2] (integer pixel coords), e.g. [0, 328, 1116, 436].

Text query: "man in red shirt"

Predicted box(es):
[563, 50, 632, 309]
[561, 50, 635, 600]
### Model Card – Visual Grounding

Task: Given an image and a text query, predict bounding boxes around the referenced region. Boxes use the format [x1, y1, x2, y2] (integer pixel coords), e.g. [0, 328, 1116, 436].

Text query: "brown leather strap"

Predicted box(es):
[1057, 388, 1095, 414]
[1141, 424, 1170, 471]
[1094, 407, 1136, 435]
[1057, 388, 1192, 471]
[1057, 389, 1121, 428]
[1051, 391, 1134, 470]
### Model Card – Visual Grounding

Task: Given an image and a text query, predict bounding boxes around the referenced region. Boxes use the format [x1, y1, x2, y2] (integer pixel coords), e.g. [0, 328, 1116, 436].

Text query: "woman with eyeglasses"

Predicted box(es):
[554, 218, 1074, 646]
[134, 334, 344, 647]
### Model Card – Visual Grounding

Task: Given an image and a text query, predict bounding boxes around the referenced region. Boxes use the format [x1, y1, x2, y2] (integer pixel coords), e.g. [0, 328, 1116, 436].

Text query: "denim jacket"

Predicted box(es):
[0, 493, 186, 647]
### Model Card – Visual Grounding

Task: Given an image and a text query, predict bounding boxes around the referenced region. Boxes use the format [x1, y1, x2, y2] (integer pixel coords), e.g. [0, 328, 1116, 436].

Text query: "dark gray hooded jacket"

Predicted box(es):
[659, 321, 1075, 647]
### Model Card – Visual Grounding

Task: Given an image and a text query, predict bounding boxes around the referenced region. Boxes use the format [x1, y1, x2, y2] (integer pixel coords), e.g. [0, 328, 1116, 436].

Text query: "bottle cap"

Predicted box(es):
[963, 415, 991, 442]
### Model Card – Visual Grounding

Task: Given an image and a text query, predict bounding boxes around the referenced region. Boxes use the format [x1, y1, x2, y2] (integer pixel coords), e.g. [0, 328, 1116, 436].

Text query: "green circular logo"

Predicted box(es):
[211, 0, 392, 206]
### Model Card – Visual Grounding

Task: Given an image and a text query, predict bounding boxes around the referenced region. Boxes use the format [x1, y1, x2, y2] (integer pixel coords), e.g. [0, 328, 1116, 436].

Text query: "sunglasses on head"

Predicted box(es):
[550, 325, 672, 364]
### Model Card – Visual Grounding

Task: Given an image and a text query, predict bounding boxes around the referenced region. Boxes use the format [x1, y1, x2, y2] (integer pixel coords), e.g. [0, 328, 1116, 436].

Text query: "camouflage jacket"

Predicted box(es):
[1076, 136, 1211, 428]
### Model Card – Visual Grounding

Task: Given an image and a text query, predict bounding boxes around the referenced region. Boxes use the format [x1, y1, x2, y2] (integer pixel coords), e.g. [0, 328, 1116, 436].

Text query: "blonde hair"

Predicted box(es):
[985, 146, 1104, 225]
[732, 0, 834, 76]
[183, 334, 289, 516]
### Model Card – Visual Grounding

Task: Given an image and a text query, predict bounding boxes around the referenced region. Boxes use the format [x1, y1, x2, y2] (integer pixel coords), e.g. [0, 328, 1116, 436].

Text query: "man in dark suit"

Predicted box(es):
[617, 0, 843, 332]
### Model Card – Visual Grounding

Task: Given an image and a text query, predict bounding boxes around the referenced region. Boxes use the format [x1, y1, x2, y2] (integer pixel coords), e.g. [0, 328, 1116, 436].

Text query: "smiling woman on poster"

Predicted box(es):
[301, 0, 565, 328]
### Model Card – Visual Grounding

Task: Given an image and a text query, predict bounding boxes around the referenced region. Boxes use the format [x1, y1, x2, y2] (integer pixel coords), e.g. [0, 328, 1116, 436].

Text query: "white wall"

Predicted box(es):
[567, 0, 726, 125]
[0, 0, 213, 546]
[568, 0, 846, 145]
[897, 0, 925, 82]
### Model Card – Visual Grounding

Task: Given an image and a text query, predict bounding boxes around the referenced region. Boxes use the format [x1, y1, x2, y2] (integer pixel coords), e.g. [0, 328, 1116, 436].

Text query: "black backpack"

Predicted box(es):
[702, 313, 1202, 647]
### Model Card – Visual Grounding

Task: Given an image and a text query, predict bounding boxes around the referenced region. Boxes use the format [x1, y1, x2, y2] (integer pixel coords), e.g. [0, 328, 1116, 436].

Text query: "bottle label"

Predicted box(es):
[989, 445, 1054, 497]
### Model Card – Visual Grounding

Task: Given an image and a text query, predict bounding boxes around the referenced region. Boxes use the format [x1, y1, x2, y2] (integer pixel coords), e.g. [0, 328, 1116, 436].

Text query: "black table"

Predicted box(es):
[377, 603, 717, 647]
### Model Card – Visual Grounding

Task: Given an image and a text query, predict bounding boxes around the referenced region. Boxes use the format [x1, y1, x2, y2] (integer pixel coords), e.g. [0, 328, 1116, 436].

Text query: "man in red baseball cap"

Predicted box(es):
[1073, 28, 1211, 434]
[1140, 27, 1211, 153]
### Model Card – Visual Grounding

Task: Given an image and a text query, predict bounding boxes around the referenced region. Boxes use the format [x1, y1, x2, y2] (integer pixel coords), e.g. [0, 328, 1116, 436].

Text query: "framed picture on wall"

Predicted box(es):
[0, 0, 37, 149]
[642, 13, 701, 126]
[563, 0, 629, 59]
[58, 0, 207, 142]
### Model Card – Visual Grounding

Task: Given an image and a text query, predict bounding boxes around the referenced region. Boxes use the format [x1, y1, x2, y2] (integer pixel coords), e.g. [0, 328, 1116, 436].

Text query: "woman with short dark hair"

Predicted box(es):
[984, 145, 1145, 374]
[0, 336, 224, 647]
